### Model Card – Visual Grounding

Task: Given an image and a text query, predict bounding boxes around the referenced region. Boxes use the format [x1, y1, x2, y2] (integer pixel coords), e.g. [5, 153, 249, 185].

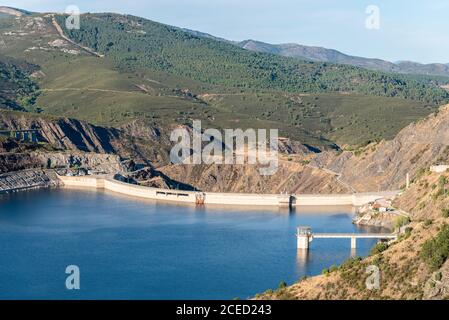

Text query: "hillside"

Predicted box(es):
[0, 56, 39, 111]
[0, 108, 350, 194]
[0, 6, 32, 17]
[1, 9, 448, 149]
[311, 104, 449, 192]
[0, 109, 177, 167]
[56, 13, 449, 105]
[237, 39, 449, 78]
[158, 160, 347, 194]
[258, 169, 449, 299]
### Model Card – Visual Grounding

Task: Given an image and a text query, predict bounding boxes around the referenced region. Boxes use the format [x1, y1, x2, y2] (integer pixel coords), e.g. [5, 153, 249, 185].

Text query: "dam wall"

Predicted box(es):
[57, 175, 398, 207]
[59, 175, 291, 206]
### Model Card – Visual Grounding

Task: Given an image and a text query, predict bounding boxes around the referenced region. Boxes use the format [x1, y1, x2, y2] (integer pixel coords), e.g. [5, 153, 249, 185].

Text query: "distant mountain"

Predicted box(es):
[237, 39, 398, 72]
[235, 39, 449, 77]
[0, 6, 32, 17]
[395, 61, 449, 77]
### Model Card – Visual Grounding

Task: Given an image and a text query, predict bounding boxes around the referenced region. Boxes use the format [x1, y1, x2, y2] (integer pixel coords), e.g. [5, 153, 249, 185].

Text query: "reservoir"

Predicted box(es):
[0, 188, 383, 299]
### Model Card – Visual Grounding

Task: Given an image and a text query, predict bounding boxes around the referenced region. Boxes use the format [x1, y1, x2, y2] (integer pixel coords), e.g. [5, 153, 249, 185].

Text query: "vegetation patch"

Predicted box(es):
[420, 224, 449, 271]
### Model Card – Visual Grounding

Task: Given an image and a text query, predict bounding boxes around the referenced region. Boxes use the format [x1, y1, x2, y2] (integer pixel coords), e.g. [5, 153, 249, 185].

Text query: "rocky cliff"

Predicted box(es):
[312, 104, 449, 192]
[159, 160, 347, 194]
[0, 111, 175, 167]
[0, 111, 120, 153]
[0, 150, 125, 174]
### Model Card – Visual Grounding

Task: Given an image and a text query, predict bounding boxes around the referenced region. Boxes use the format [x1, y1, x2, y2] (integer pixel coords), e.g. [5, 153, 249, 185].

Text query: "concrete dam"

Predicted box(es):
[57, 174, 399, 207]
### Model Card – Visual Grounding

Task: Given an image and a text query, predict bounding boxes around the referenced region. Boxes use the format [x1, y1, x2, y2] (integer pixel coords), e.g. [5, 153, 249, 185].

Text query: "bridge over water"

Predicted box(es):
[296, 226, 397, 249]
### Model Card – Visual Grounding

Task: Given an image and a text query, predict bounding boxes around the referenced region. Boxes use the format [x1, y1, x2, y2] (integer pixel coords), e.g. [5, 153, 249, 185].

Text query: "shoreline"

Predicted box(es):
[1, 169, 400, 208]
[0, 169, 60, 195]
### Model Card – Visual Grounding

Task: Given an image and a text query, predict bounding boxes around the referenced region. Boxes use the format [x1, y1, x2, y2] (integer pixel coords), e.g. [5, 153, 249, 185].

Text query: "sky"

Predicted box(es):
[3, 0, 449, 64]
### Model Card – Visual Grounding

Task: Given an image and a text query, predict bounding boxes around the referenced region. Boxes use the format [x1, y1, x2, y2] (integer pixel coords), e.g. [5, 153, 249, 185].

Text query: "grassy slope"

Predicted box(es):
[0, 12, 447, 147]
[57, 13, 449, 105]
[202, 92, 435, 145]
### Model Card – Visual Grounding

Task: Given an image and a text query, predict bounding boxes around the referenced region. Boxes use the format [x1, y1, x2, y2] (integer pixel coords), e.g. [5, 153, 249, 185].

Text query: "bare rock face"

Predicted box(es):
[0, 112, 179, 166]
[158, 160, 347, 194]
[0, 138, 18, 152]
[0, 112, 120, 153]
[0, 152, 41, 173]
[32, 151, 125, 173]
[119, 119, 175, 166]
[0, 150, 125, 174]
[423, 260, 449, 299]
[277, 138, 313, 155]
[314, 104, 449, 192]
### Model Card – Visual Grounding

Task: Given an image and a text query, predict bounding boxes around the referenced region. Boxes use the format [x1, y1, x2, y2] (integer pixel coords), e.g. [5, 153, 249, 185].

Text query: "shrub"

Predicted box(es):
[442, 208, 449, 218]
[395, 216, 411, 229]
[329, 265, 339, 273]
[370, 242, 389, 255]
[417, 202, 426, 210]
[420, 224, 449, 271]
[434, 188, 446, 199]
[439, 176, 448, 187]
[423, 219, 433, 227]
[414, 168, 428, 181]
[278, 281, 287, 289]
[340, 256, 362, 271]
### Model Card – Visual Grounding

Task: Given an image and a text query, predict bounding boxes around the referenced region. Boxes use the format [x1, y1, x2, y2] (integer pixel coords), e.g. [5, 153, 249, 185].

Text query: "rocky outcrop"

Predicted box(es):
[0, 152, 42, 173]
[0, 111, 176, 166]
[353, 211, 400, 230]
[33, 151, 126, 173]
[0, 150, 125, 174]
[0, 112, 120, 153]
[158, 160, 347, 194]
[312, 104, 449, 192]
[423, 260, 449, 299]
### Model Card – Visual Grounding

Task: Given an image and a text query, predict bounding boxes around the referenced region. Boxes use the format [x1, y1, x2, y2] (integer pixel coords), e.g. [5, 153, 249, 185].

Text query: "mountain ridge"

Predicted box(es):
[0, 6, 33, 17]
[235, 39, 449, 77]
[175, 33, 449, 78]
[2, 6, 448, 77]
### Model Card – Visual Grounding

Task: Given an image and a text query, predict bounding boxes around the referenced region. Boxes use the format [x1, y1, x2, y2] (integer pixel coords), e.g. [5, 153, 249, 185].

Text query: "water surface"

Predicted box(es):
[0, 188, 382, 299]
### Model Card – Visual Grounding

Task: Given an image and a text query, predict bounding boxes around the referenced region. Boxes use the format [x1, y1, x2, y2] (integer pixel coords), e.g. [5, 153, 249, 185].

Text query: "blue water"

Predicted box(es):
[0, 188, 382, 300]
